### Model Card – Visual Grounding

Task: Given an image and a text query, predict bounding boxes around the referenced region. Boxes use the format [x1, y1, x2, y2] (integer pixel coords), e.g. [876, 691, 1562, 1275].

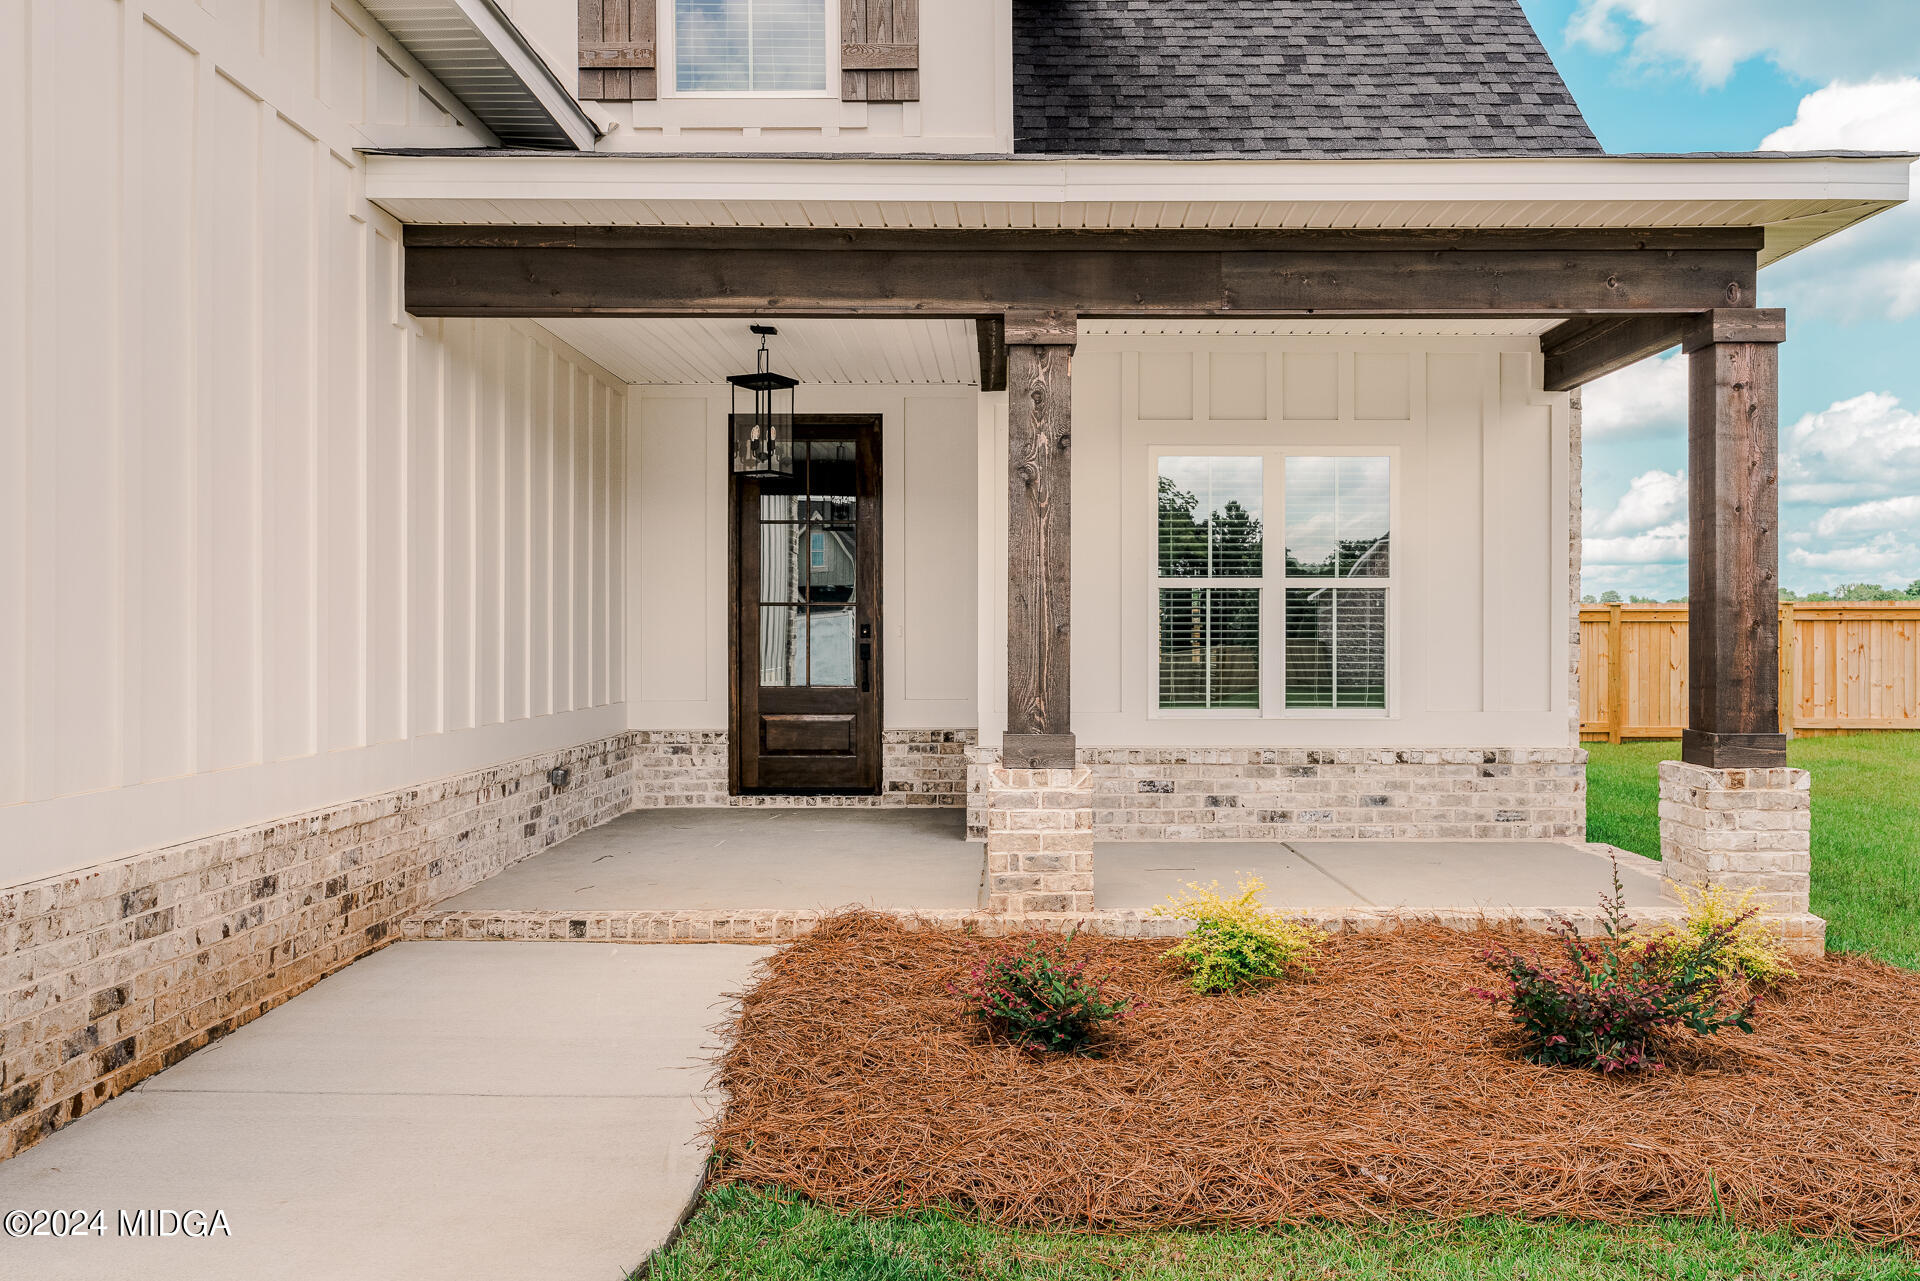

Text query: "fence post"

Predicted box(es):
[1778, 600, 1795, 736]
[1607, 603, 1624, 743]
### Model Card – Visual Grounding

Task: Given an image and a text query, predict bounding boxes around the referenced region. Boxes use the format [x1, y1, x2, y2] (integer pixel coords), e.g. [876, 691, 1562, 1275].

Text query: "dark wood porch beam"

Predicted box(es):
[401, 227, 1760, 319]
[1003, 310, 1076, 770]
[975, 315, 1007, 392]
[1684, 307, 1789, 770]
[1541, 314, 1687, 391]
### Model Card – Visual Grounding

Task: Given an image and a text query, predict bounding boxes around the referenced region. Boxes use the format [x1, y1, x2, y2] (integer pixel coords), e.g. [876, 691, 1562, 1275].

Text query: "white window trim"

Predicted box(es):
[1147, 446, 1400, 721]
[663, 0, 841, 99]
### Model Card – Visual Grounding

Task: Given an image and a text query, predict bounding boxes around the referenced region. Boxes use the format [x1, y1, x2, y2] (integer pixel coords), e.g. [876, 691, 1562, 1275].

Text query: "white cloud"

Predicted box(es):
[1788, 532, 1920, 580]
[1567, 2, 1920, 86]
[1812, 495, 1920, 538]
[1759, 78, 1920, 152]
[1583, 521, 1689, 567]
[1580, 351, 1685, 438]
[1587, 469, 1687, 535]
[1585, 392, 1920, 595]
[1756, 80, 1920, 323]
[1782, 392, 1920, 505]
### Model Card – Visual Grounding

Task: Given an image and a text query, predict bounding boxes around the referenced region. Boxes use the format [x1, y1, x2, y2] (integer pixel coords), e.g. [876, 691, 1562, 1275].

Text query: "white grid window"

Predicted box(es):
[1282, 457, 1390, 710]
[1156, 457, 1264, 710]
[674, 0, 828, 94]
[1153, 452, 1393, 715]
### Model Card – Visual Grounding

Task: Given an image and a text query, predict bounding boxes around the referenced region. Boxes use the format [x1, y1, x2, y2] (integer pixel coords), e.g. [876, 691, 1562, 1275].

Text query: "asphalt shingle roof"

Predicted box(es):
[1013, 0, 1604, 157]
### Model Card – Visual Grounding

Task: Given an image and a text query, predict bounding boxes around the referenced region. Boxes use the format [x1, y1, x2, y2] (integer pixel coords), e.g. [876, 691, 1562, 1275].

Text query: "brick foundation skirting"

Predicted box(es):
[632, 729, 972, 808]
[0, 734, 634, 1162]
[401, 903, 1826, 953]
[969, 746, 1586, 842]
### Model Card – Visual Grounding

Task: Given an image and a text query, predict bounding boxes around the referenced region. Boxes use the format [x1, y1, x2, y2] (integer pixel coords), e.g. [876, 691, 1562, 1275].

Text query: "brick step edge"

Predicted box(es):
[400, 905, 1827, 954]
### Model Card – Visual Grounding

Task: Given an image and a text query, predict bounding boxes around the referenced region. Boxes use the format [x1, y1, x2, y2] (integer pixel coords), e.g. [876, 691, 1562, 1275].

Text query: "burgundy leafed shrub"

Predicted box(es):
[953, 935, 1130, 1055]
[1474, 862, 1758, 1072]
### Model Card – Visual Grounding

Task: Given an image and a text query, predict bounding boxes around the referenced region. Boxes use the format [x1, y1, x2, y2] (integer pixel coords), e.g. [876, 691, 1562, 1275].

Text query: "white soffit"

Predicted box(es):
[361, 154, 1913, 265]
[360, 0, 597, 150]
[535, 317, 981, 385]
[1081, 319, 1559, 337]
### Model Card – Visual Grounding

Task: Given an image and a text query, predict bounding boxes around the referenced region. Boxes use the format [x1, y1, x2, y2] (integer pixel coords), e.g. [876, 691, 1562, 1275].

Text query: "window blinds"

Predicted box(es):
[675, 0, 827, 92]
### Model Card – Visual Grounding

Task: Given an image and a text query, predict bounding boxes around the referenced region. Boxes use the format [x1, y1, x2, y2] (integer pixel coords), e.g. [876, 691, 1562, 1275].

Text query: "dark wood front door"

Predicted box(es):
[731, 417, 882, 793]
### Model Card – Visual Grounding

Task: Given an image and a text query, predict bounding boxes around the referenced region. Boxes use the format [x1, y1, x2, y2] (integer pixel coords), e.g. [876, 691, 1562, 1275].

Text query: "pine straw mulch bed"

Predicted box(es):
[707, 911, 1920, 1245]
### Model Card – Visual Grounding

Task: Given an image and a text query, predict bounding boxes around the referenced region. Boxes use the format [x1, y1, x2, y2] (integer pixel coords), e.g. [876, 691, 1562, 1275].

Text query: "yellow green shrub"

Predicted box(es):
[1635, 882, 1797, 985]
[1151, 877, 1320, 993]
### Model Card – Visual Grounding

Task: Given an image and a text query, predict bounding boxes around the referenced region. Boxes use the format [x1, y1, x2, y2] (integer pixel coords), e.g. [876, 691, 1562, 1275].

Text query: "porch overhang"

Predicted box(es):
[374, 149, 1909, 790]
[361, 151, 1912, 267]
[359, 0, 599, 150]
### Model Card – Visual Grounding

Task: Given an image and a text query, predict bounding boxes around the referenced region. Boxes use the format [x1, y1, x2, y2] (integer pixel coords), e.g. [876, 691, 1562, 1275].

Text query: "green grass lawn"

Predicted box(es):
[645, 737, 1920, 1280]
[644, 1183, 1917, 1280]
[1585, 732, 1920, 969]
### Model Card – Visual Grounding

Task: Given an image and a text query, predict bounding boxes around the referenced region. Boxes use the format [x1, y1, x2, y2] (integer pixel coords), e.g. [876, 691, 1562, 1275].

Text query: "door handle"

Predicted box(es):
[859, 641, 872, 693]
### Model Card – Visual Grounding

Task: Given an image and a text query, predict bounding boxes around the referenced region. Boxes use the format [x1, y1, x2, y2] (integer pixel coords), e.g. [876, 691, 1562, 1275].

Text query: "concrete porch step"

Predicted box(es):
[398, 902, 1829, 953]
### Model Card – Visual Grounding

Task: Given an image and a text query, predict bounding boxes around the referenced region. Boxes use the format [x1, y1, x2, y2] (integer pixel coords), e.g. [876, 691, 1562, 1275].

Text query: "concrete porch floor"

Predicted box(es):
[439, 807, 985, 912]
[1096, 839, 1668, 911]
[436, 807, 1668, 915]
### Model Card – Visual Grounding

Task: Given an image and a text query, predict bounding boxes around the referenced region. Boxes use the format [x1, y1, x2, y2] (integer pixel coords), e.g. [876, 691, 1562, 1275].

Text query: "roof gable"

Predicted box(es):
[1013, 0, 1604, 158]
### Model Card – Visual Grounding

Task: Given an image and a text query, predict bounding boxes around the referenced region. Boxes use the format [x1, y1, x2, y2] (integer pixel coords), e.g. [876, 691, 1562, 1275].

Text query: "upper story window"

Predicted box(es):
[674, 0, 829, 94]
[1155, 452, 1393, 715]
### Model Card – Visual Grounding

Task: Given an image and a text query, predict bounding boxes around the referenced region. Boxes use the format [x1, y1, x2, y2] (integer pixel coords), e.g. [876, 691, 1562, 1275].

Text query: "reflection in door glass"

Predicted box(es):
[759, 605, 806, 686]
[806, 527, 856, 602]
[808, 605, 855, 686]
[760, 519, 802, 605]
[756, 438, 860, 687]
[804, 440, 857, 520]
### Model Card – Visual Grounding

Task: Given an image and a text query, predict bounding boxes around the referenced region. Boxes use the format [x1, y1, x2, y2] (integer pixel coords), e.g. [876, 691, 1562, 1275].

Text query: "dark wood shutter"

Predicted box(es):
[841, 0, 918, 102]
[578, 0, 656, 101]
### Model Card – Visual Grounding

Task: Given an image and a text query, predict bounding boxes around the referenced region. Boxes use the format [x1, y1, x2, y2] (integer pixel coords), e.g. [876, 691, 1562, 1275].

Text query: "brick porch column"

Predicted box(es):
[1658, 762, 1811, 913]
[985, 767, 1096, 913]
[1659, 309, 1809, 915]
[987, 311, 1092, 912]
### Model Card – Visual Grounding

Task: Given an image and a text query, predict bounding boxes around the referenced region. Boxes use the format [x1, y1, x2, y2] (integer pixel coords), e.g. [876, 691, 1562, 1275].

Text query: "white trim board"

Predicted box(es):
[361, 152, 1912, 266]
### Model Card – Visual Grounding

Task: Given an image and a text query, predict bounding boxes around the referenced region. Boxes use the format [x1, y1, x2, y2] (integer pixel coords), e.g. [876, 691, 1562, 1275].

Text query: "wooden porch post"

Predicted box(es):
[1682, 308, 1789, 769]
[1003, 310, 1076, 769]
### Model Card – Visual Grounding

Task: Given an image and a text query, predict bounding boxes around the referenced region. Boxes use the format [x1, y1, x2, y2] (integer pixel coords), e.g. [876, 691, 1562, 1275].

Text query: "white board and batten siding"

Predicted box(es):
[1050, 327, 1574, 750]
[626, 385, 979, 732]
[1, 0, 628, 884]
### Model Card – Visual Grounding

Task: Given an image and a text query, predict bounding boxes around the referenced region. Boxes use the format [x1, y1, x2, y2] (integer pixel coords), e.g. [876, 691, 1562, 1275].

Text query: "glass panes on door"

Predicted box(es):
[758, 440, 856, 687]
[1156, 456, 1263, 709]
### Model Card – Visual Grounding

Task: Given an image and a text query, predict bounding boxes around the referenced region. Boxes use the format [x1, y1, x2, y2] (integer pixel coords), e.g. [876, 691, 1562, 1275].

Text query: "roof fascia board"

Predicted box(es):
[365, 152, 1913, 206]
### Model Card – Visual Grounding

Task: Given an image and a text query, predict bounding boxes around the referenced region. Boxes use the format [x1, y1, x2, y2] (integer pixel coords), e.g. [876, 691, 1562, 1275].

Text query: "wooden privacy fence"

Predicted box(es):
[1579, 602, 1920, 741]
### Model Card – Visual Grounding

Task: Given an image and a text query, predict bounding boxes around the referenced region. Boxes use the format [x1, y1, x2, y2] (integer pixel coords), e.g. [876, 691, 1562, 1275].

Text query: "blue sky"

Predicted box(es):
[1514, 1, 1920, 598]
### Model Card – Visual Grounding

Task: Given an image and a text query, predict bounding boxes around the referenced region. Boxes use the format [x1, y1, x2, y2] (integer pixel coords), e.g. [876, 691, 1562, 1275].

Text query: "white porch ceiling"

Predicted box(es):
[533, 316, 1564, 387]
[535, 317, 981, 385]
[363, 153, 1913, 266]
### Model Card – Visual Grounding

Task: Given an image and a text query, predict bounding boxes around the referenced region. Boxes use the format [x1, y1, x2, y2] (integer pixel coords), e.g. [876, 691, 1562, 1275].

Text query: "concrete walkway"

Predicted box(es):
[441, 807, 983, 912]
[0, 942, 768, 1281]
